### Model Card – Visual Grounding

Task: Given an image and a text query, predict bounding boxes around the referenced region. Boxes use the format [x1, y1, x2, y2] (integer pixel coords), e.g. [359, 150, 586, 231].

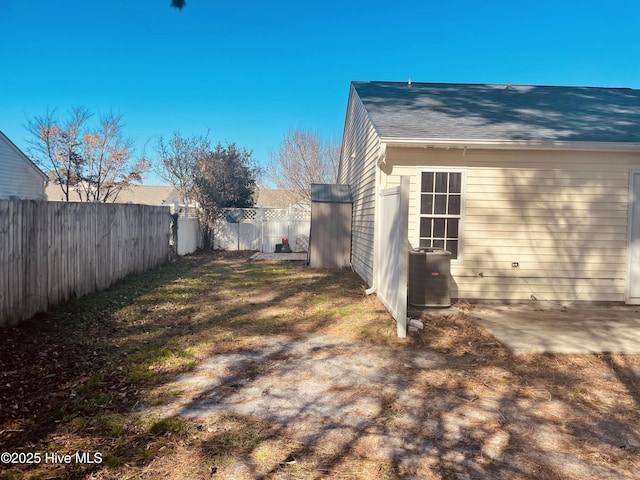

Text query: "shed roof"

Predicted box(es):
[311, 183, 352, 203]
[352, 81, 640, 144]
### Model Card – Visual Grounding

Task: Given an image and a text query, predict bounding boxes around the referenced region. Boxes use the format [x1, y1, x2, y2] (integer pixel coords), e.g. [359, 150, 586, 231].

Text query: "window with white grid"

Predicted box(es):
[418, 169, 465, 260]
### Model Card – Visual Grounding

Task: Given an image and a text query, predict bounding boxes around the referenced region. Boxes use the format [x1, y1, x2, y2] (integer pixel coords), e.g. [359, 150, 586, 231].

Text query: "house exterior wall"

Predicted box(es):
[382, 146, 640, 302]
[0, 132, 47, 200]
[337, 86, 381, 285]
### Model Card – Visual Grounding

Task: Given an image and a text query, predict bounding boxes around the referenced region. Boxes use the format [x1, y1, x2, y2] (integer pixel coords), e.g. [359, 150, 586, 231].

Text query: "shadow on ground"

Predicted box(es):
[1, 251, 639, 479]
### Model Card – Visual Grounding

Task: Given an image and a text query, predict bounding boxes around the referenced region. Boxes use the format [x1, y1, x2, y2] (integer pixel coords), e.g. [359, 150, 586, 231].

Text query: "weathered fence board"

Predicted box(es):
[0, 200, 171, 326]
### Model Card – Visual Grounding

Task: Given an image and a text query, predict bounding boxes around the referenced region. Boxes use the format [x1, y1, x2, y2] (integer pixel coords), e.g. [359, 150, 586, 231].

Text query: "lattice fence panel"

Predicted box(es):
[215, 207, 311, 252]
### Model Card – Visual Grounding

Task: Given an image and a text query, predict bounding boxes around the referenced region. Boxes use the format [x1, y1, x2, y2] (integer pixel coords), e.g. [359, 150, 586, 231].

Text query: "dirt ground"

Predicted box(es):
[1, 251, 639, 479]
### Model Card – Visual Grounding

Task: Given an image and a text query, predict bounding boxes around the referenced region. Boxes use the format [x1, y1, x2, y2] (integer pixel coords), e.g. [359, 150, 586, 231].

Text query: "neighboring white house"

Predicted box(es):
[338, 81, 640, 304]
[0, 130, 47, 200]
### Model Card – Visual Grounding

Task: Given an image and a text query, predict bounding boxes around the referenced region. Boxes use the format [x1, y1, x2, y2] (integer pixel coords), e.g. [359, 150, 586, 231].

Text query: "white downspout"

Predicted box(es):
[365, 142, 387, 296]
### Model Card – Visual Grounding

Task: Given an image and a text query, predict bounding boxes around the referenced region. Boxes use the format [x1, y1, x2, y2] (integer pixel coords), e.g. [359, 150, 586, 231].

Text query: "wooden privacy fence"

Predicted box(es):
[0, 200, 171, 326]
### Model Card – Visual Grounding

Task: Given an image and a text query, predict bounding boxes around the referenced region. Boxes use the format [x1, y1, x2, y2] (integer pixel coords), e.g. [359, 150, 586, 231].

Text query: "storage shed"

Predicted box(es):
[308, 183, 352, 269]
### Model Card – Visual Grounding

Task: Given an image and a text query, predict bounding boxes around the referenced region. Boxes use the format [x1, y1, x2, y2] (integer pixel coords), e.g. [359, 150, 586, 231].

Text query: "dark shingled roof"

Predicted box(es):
[352, 81, 640, 144]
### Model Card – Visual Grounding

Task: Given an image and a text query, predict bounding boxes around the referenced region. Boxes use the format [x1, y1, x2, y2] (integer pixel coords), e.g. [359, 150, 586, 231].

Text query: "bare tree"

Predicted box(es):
[194, 142, 259, 249]
[28, 108, 149, 202]
[155, 132, 211, 202]
[27, 107, 90, 201]
[155, 134, 259, 249]
[267, 128, 340, 202]
[76, 113, 149, 202]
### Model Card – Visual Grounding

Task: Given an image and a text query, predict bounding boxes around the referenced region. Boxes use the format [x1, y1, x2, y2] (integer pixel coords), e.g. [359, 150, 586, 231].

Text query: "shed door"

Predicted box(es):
[627, 170, 640, 303]
[308, 202, 352, 269]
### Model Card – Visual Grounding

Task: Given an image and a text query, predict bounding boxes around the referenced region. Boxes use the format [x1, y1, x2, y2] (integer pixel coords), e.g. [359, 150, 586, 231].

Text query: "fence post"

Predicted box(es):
[288, 205, 292, 242]
[259, 208, 264, 253]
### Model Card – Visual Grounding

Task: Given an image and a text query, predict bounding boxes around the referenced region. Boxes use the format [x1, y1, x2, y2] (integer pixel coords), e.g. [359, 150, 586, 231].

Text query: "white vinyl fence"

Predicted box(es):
[214, 207, 311, 252]
[376, 177, 410, 337]
[169, 204, 202, 256]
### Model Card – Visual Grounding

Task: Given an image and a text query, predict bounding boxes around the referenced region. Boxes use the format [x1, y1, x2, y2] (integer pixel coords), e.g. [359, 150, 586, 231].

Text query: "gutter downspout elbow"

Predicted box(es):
[376, 142, 387, 167]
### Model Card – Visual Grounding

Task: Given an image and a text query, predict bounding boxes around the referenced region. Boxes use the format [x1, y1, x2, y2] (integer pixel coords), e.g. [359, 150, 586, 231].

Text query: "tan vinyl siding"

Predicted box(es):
[0, 133, 47, 200]
[338, 86, 381, 286]
[384, 147, 640, 302]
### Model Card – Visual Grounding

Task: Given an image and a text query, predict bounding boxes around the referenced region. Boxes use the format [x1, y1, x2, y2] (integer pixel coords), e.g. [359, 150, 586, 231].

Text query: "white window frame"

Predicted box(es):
[415, 167, 466, 264]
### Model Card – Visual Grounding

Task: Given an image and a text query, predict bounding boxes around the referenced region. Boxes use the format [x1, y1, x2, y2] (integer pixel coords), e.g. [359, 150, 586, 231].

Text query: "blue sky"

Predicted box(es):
[1, 0, 639, 185]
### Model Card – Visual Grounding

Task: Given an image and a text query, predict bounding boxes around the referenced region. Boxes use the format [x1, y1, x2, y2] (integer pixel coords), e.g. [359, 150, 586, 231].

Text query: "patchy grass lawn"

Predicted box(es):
[1, 251, 639, 479]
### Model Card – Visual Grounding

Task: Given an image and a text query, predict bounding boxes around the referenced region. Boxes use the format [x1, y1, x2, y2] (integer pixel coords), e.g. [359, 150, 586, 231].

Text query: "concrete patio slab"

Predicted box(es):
[249, 252, 307, 262]
[470, 303, 640, 354]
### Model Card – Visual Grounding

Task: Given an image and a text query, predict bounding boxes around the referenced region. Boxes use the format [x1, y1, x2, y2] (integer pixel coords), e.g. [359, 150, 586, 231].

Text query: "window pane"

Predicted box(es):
[448, 195, 461, 215]
[447, 240, 458, 259]
[433, 218, 445, 237]
[447, 218, 459, 238]
[421, 194, 433, 214]
[419, 238, 432, 248]
[434, 195, 447, 214]
[420, 170, 463, 261]
[449, 173, 461, 193]
[435, 172, 448, 193]
[420, 217, 432, 237]
[421, 172, 434, 193]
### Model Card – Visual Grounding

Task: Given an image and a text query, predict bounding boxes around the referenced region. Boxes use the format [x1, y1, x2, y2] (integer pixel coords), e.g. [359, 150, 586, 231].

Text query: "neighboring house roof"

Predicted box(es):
[311, 183, 352, 203]
[254, 188, 304, 208]
[46, 184, 179, 204]
[45, 184, 66, 201]
[113, 185, 179, 205]
[351, 81, 640, 145]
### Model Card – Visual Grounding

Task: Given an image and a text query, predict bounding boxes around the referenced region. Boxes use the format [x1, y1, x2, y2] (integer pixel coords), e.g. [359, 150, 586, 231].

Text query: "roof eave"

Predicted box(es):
[379, 137, 640, 153]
